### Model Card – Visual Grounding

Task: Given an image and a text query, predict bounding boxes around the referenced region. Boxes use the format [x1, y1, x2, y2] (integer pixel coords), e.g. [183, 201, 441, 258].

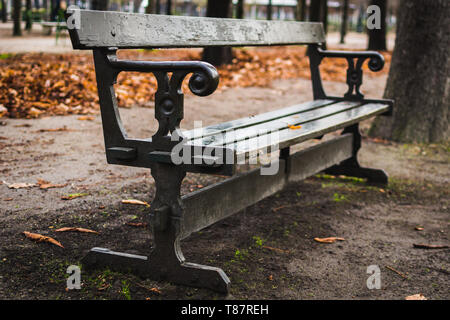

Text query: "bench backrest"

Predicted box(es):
[68, 9, 325, 49]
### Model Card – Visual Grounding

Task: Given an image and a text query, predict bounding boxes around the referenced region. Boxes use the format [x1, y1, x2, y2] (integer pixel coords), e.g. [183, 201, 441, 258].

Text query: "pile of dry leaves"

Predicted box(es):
[0, 47, 390, 119]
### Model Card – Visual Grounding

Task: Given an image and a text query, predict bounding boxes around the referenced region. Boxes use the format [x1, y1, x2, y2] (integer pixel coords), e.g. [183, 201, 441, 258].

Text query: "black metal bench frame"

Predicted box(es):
[67, 9, 393, 293]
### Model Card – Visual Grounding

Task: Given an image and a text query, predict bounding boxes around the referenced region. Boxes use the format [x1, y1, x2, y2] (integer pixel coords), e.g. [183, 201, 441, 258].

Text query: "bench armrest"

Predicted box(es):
[92, 49, 219, 149]
[307, 45, 391, 106]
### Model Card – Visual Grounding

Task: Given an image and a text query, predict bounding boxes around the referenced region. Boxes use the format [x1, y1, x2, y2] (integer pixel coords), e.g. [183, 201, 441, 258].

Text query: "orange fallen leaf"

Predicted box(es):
[37, 179, 67, 189]
[314, 237, 345, 244]
[262, 245, 290, 254]
[23, 231, 64, 248]
[405, 293, 427, 300]
[61, 193, 88, 200]
[55, 227, 99, 234]
[37, 126, 72, 133]
[6, 182, 36, 189]
[77, 116, 95, 121]
[121, 199, 150, 207]
[287, 124, 302, 130]
[414, 226, 424, 231]
[267, 275, 273, 281]
[126, 222, 148, 228]
[413, 243, 449, 249]
[150, 287, 162, 295]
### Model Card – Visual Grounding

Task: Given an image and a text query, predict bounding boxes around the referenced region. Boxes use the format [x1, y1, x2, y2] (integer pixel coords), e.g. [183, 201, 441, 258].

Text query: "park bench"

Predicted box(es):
[67, 9, 393, 293]
[40, 21, 67, 36]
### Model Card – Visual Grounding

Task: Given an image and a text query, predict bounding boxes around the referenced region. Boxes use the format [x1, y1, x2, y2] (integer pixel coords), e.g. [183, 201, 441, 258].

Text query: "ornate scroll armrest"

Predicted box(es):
[106, 51, 219, 145]
[93, 48, 219, 150]
[307, 45, 391, 108]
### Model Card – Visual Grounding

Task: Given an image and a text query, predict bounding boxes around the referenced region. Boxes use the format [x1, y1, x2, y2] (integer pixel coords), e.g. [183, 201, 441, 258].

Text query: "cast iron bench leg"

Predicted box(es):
[324, 124, 388, 186]
[81, 163, 230, 293]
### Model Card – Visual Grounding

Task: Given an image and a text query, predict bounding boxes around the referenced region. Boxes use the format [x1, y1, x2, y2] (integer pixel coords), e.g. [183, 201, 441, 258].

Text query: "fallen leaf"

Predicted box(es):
[267, 275, 273, 281]
[55, 227, 99, 234]
[314, 237, 345, 244]
[262, 245, 290, 254]
[3, 198, 13, 201]
[414, 226, 424, 231]
[6, 182, 36, 189]
[61, 193, 88, 200]
[405, 293, 427, 300]
[97, 283, 110, 291]
[413, 243, 449, 249]
[77, 116, 95, 121]
[23, 231, 64, 248]
[150, 287, 161, 295]
[287, 124, 302, 130]
[37, 126, 72, 133]
[126, 222, 148, 228]
[121, 199, 150, 207]
[37, 179, 67, 189]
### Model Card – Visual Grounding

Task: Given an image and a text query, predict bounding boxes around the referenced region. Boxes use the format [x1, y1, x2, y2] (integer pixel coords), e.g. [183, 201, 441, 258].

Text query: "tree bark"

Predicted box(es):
[145, 0, 154, 14]
[25, 0, 33, 31]
[236, 0, 244, 19]
[166, 0, 172, 15]
[369, 0, 450, 143]
[12, 0, 21, 36]
[267, 0, 272, 20]
[367, 0, 387, 50]
[1, 0, 7, 23]
[340, 0, 349, 43]
[91, 0, 109, 11]
[310, 0, 327, 33]
[202, 0, 233, 66]
[295, 0, 306, 21]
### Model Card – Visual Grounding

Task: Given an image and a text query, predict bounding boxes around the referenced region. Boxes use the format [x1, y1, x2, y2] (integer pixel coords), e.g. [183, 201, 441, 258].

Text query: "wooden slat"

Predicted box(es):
[183, 99, 334, 140]
[229, 103, 390, 159]
[69, 10, 326, 49]
[181, 160, 286, 239]
[187, 101, 361, 147]
[288, 134, 354, 182]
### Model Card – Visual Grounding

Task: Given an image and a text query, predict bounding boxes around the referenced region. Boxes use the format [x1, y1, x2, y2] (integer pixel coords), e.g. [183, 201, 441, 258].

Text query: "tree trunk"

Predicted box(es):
[309, 0, 321, 22]
[236, 0, 244, 19]
[310, 0, 327, 33]
[1, 0, 7, 23]
[166, 0, 172, 15]
[145, 0, 154, 14]
[25, 0, 32, 31]
[340, 0, 349, 43]
[267, 0, 272, 20]
[367, 0, 387, 50]
[369, 0, 450, 143]
[202, 0, 233, 66]
[295, 0, 306, 21]
[12, 0, 21, 36]
[133, 0, 143, 12]
[91, 0, 109, 11]
[155, 0, 161, 14]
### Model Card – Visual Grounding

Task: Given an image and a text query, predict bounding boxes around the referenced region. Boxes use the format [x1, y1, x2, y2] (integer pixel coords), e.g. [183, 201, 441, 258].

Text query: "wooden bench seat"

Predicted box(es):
[184, 100, 390, 161]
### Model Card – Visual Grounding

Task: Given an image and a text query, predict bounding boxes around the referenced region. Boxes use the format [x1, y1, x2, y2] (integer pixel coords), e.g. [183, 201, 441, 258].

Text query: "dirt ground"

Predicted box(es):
[0, 68, 449, 300]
